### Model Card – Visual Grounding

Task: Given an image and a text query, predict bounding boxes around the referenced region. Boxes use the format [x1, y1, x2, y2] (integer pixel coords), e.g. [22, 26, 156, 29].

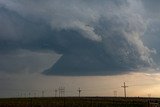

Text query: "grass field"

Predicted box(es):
[0, 97, 159, 107]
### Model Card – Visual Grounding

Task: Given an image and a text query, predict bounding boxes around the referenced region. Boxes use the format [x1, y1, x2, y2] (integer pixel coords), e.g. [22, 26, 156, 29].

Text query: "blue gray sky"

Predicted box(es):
[0, 0, 160, 98]
[0, 0, 160, 75]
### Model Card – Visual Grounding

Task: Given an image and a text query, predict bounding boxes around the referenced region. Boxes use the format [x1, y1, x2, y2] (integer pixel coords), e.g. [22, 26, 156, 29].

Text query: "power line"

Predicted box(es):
[121, 82, 128, 98]
[42, 90, 44, 97]
[55, 89, 58, 97]
[129, 83, 160, 87]
[113, 91, 117, 97]
[58, 87, 65, 97]
[77, 88, 82, 97]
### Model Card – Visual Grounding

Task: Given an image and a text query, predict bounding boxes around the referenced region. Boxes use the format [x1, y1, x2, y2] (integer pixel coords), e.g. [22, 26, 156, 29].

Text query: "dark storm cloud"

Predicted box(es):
[140, 0, 160, 69]
[0, 0, 158, 75]
[142, 0, 160, 14]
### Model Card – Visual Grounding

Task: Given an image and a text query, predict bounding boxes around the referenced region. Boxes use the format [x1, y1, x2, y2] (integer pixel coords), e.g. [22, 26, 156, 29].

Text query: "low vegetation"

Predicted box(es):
[0, 97, 159, 107]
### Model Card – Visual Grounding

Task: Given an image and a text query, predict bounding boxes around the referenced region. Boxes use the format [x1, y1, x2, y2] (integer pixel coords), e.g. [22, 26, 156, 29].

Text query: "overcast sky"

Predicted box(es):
[0, 0, 160, 97]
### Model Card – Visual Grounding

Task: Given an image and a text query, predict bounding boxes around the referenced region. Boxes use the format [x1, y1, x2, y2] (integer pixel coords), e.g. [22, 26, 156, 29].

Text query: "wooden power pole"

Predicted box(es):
[77, 88, 82, 97]
[121, 82, 128, 97]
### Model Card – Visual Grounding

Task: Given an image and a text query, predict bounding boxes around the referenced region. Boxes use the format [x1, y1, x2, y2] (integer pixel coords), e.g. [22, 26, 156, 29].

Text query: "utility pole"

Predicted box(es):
[55, 89, 57, 97]
[29, 92, 31, 98]
[21, 92, 23, 97]
[34, 92, 36, 97]
[59, 87, 65, 97]
[113, 91, 117, 97]
[59, 87, 61, 97]
[148, 93, 151, 98]
[121, 82, 128, 97]
[24, 92, 26, 98]
[77, 88, 82, 97]
[42, 90, 44, 97]
[62, 87, 65, 97]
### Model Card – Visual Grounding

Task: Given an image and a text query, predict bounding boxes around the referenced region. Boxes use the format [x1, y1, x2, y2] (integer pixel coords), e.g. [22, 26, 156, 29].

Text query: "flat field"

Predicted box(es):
[0, 97, 159, 107]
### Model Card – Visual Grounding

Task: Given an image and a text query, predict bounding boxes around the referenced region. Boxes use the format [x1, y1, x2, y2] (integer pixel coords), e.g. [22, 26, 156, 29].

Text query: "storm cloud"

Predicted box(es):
[0, 0, 159, 75]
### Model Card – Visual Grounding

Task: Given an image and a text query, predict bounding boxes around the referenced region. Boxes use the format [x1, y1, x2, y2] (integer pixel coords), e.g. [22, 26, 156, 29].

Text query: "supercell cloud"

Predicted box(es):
[0, 0, 159, 75]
